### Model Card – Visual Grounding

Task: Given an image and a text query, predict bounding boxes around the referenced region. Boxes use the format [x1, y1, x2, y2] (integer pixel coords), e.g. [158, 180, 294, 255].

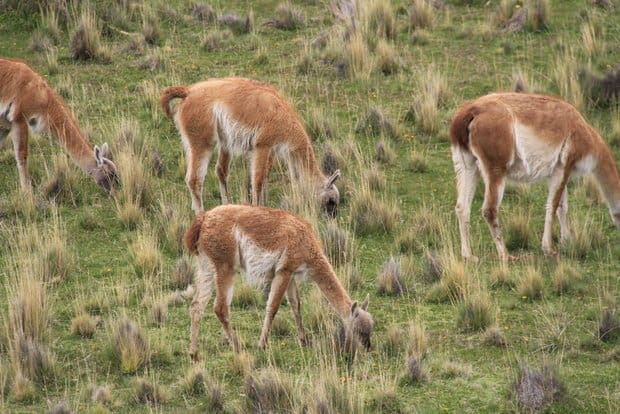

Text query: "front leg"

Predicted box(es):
[258, 269, 292, 349]
[556, 187, 570, 242]
[216, 150, 232, 204]
[285, 278, 309, 346]
[250, 148, 272, 206]
[542, 170, 570, 256]
[12, 119, 31, 190]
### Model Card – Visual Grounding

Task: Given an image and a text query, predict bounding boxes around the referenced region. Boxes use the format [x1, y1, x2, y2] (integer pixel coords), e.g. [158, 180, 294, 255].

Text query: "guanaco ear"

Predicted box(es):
[94, 145, 103, 167]
[100, 142, 110, 158]
[361, 294, 369, 311]
[325, 169, 341, 189]
[351, 301, 358, 315]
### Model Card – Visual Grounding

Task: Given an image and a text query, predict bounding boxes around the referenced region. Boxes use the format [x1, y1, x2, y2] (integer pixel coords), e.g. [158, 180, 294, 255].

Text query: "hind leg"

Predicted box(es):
[185, 148, 212, 214]
[216, 149, 232, 204]
[258, 269, 292, 349]
[286, 278, 309, 346]
[452, 146, 480, 261]
[189, 256, 215, 362]
[213, 265, 239, 352]
[480, 169, 514, 262]
[556, 187, 570, 243]
[12, 119, 30, 190]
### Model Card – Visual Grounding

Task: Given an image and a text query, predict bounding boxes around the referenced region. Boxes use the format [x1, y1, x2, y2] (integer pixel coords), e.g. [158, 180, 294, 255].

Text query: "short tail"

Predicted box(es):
[449, 101, 478, 150]
[184, 213, 206, 255]
[160, 86, 189, 118]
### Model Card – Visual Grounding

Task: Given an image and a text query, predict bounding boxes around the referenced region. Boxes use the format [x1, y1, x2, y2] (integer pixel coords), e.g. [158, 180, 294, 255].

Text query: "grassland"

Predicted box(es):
[0, 0, 619, 412]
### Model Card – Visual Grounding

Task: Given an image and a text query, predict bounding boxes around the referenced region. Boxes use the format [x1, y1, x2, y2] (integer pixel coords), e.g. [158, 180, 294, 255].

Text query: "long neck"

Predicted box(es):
[291, 140, 327, 186]
[45, 94, 97, 174]
[308, 253, 352, 318]
[594, 144, 620, 215]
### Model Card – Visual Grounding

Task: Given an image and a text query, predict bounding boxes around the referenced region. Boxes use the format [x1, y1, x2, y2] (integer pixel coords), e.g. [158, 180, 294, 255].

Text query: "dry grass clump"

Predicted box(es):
[410, 67, 449, 135]
[149, 299, 168, 327]
[456, 286, 495, 332]
[441, 360, 473, 379]
[581, 17, 606, 59]
[359, 0, 397, 40]
[517, 266, 544, 301]
[536, 308, 571, 353]
[407, 151, 428, 173]
[490, 265, 516, 289]
[130, 225, 163, 278]
[407, 320, 428, 360]
[40, 3, 62, 42]
[377, 256, 405, 296]
[30, 32, 52, 53]
[200, 30, 226, 52]
[350, 189, 400, 235]
[111, 317, 150, 374]
[364, 164, 386, 191]
[552, 44, 584, 110]
[89, 384, 112, 404]
[375, 39, 400, 75]
[305, 106, 334, 141]
[426, 255, 468, 303]
[560, 216, 604, 259]
[141, 8, 161, 45]
[134, 377, 168, 406]
[229, 350, 255, 378]
[45, 401, 72, 414]
[321, 221, 352, 267]
[45, 47, 59, 75]
[505, 212, 533, 251]
[71, 313, 97, 338]
[482, 325, 508, 347]
[580, 65, 620, 107]
[181, 366, 225, 410]
[409, 0, 434, 30]
[309, 374, 364, 414]
[138, 48, 167, 72]
[266, 2, 306, 30]
[245, 367, 295, 413]
[529, 0, 550, 31]
[345, 31, 373, 80]
[551, 261, 581, 295]
[192, 3, 215, 23]
[383, 325, 405, 355]
[374, 138, 396, 165]
[42, 153, 81, 204]
[232, 281, 262, 309]
[172, 255, 194, 289]
[71, 7, 109, 62]
[598, 307, 620, 342]
[356, 106, 398, 138]
[512, 362, 565, 413]
[421, 249, 443, 283]
[219, 10, 254, 34]
[113, 147, 154, 228]
[578, 176, 605, 205]
[157, 199, 187, 254]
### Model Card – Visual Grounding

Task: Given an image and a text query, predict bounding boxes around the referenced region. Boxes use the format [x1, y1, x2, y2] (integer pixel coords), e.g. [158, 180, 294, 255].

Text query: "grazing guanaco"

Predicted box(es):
[183, 204, 373, 360]
[160, 77, 341, 216]
[450, 92, 620, 261]
[0, 58, 118, 193]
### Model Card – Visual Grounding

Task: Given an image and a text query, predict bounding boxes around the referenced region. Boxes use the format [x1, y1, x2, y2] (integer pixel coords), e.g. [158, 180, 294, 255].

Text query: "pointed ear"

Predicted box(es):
[94, 145, 103, 167]
[361, 294, 369, 311]
[325, 169, 341, 188]
[100, 142, 110, 158]
[350, 301, 358, 315]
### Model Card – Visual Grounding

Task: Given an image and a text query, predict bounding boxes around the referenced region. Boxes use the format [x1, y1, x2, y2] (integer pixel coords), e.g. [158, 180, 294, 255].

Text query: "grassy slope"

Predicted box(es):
[1, 0, 619, 412]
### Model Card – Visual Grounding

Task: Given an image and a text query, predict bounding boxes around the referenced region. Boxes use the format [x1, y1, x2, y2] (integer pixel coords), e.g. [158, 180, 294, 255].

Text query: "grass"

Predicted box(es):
[0, 0, 619, 412]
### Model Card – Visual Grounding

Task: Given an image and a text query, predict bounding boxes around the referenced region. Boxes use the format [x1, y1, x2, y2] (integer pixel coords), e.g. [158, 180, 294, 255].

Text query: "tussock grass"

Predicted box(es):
[200, 30, 225, 52]
[71, 313, 97, 338]
[356, 106, 398, 138]
[375, 39, 400, 75]
[181, 366, 225, 410]
[552, 44, 584, 110]
[45, 47, 59, 75]
[141, 7, 161, 45]
[359, 0, 397, 40]
[245, 367, 295, 413]
[232, 281, 262, 309]
[71, 6, 109, 62]
[581, 16, 606, 59]
[505, 212, 533, 251]
[377, 256, 405, 296]
[157, 198, 187, 254]
[149, 298, 168, 327]
[110, 317, 150, 374]
[130, 225, 163, 278]
[407, 320, 428, 360]
[219, 10, 254, 34]
[426, 254, 468, 303]
[229, 351, 254, 378]
[561, 216, 604, 259]
[350, 186, 400, 235]
[171, 255, 194, 289]
[535, 307, 571, 353]
[321, 221, 352, 267]
[512, 362, 565, 413]
[578, 176, 605, 206]
[409, 0, 434, 30]
[482, 325, 508, 347]
[518, 266, 544, 301]
[192, 3, 215, 24]
[410, 66, 449, 135]
[363, 164, 386, 191]
[29, 32, 53, 53]
[138, 48, 167, 72]
[45, 401, 72, 414]
[305, 106, 334, 141]
[266, 2, 306, 30]
[134, 377, 168, 406]
[374, 138, 396, 165]
[40, 4, 62, 42]
[403, 354, 429, 384]
[441, 360, 473, 379]
[89, 384, 111, 405]
[490, 265, 516, 289]
[383, 325, 405, 356]
[552, 261, 581, 295]
[529, 0, 550, 31]
[346, 31, 374, 80]
[42, 153, 80, 204]
[456, 285, 495, 332]
[406, 150, 428, 173]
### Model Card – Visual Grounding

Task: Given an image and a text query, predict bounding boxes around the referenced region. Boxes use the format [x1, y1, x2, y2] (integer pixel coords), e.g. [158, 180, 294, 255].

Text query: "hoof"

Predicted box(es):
[189, 351, 199, 363]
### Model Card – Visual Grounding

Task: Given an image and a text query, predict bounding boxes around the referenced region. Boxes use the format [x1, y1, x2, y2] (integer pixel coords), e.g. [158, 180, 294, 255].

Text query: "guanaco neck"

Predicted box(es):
[291, 140, 327, 187]
[308, 253, 352, 318]
[45, 94, 98, 174]
[594, 143, 620, 215]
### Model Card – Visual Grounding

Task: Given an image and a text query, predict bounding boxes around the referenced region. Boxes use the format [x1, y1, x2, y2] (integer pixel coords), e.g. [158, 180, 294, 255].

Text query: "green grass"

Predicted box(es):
[1, 0, 620, 412]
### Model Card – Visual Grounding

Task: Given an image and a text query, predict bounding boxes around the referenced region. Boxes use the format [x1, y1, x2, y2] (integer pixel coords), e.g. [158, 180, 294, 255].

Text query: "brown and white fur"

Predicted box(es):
[450, 92, 620, 261]
[183, 204, 373, 360]
[161, 78, 341, 217]
[0, 58, 118, 193]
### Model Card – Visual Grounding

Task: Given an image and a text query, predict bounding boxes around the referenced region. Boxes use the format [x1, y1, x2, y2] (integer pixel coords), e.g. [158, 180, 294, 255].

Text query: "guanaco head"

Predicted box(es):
[348, 295, 373, 350]
[321, 169, 341, 218]
[93, 143, 119, 194]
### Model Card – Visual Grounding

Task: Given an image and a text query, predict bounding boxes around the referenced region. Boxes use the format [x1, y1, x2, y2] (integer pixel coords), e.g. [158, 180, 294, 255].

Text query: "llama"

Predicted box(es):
[160, 77, 341, 216]
[0, 58, 118, 193]
[450, 92, 620, 261]
[183, 204, 373, 360]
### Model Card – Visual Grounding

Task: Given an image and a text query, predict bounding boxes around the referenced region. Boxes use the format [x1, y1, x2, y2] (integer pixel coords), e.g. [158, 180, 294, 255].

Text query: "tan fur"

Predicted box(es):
[450, 92, 620, 261]
[161, 78, 340, 215]
[0, 58, 118, 193]
[184, 204, 373, 359]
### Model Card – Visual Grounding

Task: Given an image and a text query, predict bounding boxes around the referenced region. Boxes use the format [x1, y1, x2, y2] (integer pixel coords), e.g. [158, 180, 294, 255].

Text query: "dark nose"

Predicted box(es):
[324, 202, 337, 219]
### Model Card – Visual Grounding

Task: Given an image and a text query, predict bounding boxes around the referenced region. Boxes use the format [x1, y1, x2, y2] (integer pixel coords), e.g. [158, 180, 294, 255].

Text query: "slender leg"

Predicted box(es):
[480, 170, 513, 262]
[285, 278, 309, 346]
[258, 269, 292, 349]
[259, 153, 273, 205]
[185, 148, 212, 214]
[12, 119, 30, 190]
[452, 146, 480, 261]
[250, 148, 272, 206]
[188, 257, 214, 362]
[542, 170, 571, 256]
[216, 150, 232, 204]
[213, 266, 239, 352]
[556, 187, 570, 242]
